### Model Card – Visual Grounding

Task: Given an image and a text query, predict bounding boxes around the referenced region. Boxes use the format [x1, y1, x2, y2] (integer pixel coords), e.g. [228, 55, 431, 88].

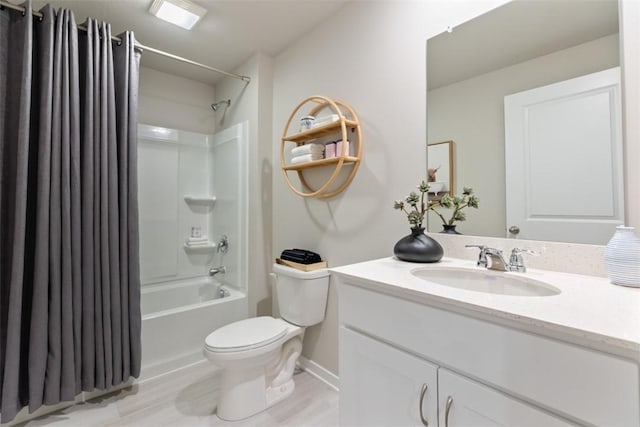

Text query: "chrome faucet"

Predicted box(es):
[482, 247, 509, 271]
[467, 245, 539, 272]
[209, 266, 226, 276]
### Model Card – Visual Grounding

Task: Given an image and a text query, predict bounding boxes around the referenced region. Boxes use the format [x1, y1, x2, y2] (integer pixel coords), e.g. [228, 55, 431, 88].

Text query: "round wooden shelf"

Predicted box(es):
[280, 95, 362, 198]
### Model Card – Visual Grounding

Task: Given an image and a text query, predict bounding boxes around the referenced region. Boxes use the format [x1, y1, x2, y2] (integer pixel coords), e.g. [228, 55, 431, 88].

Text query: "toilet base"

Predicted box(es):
[214, 333, 303, 421]
[216, 367, 296, 421]
[266, 378, 295, 408]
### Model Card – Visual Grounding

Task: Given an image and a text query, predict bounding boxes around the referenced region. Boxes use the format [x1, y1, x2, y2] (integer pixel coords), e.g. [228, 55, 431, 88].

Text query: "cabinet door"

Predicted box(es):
[438, 369, 574, 427]
[339, 326, 438, 427]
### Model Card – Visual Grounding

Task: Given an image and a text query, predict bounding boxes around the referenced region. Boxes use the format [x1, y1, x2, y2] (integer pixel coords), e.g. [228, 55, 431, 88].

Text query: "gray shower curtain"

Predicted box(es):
[0, 1, 141, 422]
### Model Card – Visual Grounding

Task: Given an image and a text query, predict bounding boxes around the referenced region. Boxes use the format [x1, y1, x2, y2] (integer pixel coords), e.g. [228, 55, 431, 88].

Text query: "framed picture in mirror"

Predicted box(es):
[427, 140, 454, 201]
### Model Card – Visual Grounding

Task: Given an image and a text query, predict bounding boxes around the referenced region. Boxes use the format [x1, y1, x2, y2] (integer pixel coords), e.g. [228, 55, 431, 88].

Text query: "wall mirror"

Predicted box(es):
[427, 141, 454, 201]
[426, 0, 622, 244]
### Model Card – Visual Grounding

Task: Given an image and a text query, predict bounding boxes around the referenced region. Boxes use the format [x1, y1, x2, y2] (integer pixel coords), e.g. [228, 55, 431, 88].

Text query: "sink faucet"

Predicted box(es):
[482, 247, 509, 271]
[466, 245, 539, 272]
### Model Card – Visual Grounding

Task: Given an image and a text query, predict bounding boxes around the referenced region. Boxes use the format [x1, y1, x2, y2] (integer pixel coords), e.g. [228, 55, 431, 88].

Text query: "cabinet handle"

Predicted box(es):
[444, 396, 453, 427]
[418, 383, 429, 426]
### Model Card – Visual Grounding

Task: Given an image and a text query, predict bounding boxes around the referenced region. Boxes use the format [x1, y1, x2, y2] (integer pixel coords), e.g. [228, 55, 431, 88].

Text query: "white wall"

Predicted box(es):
[272, 0, 509, 375]
[215, 53, 274, 317]
[427, 34, 619, 237]
[139, 66, 216, 134]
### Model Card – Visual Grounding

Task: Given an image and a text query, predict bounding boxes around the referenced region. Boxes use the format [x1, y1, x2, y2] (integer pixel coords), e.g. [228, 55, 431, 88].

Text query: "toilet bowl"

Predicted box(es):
[203, 263, 330, 421]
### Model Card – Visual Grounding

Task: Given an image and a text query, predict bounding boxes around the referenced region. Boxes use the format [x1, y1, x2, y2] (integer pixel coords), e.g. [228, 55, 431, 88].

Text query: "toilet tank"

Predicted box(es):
[273, 263, 330, 327]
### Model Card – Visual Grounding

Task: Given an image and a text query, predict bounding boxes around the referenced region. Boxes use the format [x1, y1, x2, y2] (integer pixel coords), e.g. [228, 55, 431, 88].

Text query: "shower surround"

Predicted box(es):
[137, 122, 249, 377]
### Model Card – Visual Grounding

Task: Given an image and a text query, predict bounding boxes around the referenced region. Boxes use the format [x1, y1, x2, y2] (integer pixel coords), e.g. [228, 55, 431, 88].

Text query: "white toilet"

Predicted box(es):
[203, 263, 330, 421]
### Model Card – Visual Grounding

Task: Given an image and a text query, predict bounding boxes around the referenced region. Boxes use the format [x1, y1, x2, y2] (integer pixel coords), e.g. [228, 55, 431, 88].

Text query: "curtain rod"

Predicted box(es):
[0, 0, 251, 82]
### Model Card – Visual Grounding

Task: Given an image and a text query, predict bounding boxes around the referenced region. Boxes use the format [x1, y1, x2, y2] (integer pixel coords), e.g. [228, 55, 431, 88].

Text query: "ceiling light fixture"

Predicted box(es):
[149, 0, 207, 30]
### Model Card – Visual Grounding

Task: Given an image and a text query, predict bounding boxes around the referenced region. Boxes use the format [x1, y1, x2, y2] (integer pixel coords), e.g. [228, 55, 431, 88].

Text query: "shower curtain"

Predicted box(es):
[0, 1, 141, 422]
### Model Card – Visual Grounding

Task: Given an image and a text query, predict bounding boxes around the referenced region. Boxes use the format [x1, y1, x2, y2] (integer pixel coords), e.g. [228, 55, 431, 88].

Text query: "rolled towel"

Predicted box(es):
[291, 153, 323, 164]
[291, 143, 324, 157]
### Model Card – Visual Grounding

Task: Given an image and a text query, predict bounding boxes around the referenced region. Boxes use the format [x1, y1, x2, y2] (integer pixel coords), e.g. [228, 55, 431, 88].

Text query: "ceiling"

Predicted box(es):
[26, 0, 349, 85]
[427, 0, 619, 90]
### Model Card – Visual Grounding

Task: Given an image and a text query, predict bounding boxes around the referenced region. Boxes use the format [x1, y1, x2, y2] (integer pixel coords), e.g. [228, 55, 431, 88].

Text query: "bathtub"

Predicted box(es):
[140, 276, 247, 379]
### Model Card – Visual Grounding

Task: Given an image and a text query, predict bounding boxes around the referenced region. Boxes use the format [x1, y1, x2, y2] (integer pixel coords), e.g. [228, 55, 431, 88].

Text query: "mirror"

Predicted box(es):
[426, 0, 621, 244]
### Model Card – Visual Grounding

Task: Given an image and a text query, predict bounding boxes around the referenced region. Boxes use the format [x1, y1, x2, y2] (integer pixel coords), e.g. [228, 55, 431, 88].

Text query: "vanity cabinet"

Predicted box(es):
[339, 326, 438, 426]
[336, 277, 640, 427]
[437, 369, 571, 427]
[340, 326, 571, 427]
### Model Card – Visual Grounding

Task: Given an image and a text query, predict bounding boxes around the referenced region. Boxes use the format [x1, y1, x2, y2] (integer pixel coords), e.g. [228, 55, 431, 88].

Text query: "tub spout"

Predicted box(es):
[209, 266, 226, 276]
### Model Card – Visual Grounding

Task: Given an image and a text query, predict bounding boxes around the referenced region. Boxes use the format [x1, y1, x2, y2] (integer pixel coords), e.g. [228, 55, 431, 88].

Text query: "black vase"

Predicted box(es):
[393, 227, 443, 263]
[440, 224, 461, 234]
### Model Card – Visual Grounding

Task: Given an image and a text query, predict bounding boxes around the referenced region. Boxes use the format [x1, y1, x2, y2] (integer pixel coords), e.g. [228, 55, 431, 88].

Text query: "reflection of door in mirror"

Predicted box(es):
[504, 67, 623, 244]
[426, 0, 620, 244]
[427, 141, 454, 202]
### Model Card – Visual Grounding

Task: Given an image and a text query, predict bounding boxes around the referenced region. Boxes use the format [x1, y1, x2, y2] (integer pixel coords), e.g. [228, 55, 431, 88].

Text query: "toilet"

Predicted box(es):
[203, 263, 330, 421]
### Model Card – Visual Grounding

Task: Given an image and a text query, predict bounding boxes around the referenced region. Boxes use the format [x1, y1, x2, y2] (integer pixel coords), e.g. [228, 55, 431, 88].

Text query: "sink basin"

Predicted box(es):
[411, 267, 561, 297]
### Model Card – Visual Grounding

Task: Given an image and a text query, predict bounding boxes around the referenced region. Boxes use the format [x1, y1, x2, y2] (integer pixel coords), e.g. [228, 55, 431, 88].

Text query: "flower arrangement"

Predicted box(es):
[393, 181, 431, 229]
[394, 182, 479, 229]
[431, 186, 479, 226]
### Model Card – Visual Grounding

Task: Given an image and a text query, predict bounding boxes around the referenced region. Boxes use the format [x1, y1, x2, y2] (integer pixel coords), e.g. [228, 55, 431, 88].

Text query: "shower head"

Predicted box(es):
[211, 99, 231, 111]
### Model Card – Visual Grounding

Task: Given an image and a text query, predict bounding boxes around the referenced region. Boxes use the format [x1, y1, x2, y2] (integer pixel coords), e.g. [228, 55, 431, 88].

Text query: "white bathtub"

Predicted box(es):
[140, 276, 247, 379]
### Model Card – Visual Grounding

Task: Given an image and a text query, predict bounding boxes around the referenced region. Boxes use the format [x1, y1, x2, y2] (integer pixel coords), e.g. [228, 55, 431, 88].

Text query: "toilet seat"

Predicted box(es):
[205, 316, 289, 353]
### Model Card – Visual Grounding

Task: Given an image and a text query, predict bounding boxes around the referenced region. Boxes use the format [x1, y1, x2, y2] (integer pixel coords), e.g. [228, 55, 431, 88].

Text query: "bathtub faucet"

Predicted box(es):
[209, 266, 226, 276]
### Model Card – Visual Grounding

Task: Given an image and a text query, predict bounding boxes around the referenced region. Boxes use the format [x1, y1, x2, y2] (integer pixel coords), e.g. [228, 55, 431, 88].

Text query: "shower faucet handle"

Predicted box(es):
[216, 235, 229, 254]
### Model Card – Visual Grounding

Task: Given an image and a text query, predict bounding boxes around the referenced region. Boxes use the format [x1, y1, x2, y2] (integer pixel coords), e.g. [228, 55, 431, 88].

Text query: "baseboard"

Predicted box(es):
[297, 356, 339, 391]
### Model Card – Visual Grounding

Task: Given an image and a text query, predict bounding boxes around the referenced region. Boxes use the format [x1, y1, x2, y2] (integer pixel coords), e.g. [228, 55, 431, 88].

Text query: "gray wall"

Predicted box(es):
[271, 0, 510, 375]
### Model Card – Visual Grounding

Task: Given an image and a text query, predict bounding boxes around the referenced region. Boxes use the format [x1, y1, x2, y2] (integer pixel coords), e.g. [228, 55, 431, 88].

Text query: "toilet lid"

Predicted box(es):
[205, 316, 288, 353]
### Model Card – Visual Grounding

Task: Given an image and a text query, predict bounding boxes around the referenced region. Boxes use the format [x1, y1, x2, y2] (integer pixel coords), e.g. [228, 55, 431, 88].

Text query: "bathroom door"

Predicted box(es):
[504, 67, 624, 244]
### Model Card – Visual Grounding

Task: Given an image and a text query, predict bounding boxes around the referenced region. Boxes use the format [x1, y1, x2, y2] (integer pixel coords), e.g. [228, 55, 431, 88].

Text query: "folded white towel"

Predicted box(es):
[291, 143, 324, 157]
[185, 237, 211, 246]
[186, 235, 208, 242]
[291, 153, 323, 164]
[185, 242, 211, 248]
[312, 114, 339, 127]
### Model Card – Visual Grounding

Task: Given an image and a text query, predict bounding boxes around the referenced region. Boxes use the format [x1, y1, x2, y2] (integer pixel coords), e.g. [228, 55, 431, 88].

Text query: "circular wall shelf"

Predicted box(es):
[280, 95, 362, 198]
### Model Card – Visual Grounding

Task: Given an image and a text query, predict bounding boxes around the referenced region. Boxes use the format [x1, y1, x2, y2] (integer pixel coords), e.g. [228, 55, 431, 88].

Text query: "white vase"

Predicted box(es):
[604, 226, 640, 287]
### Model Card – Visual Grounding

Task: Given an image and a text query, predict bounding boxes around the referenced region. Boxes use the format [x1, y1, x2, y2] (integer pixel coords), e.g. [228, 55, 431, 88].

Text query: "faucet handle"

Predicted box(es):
[511, 247, 541, 257]
[216, 235, 229, 254]
[465, 244, 488, 268]
[509, 248, 540, 273]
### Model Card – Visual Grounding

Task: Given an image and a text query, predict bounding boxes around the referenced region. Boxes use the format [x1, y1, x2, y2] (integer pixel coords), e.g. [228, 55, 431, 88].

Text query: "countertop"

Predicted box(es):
[330, 257, 640, 358]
